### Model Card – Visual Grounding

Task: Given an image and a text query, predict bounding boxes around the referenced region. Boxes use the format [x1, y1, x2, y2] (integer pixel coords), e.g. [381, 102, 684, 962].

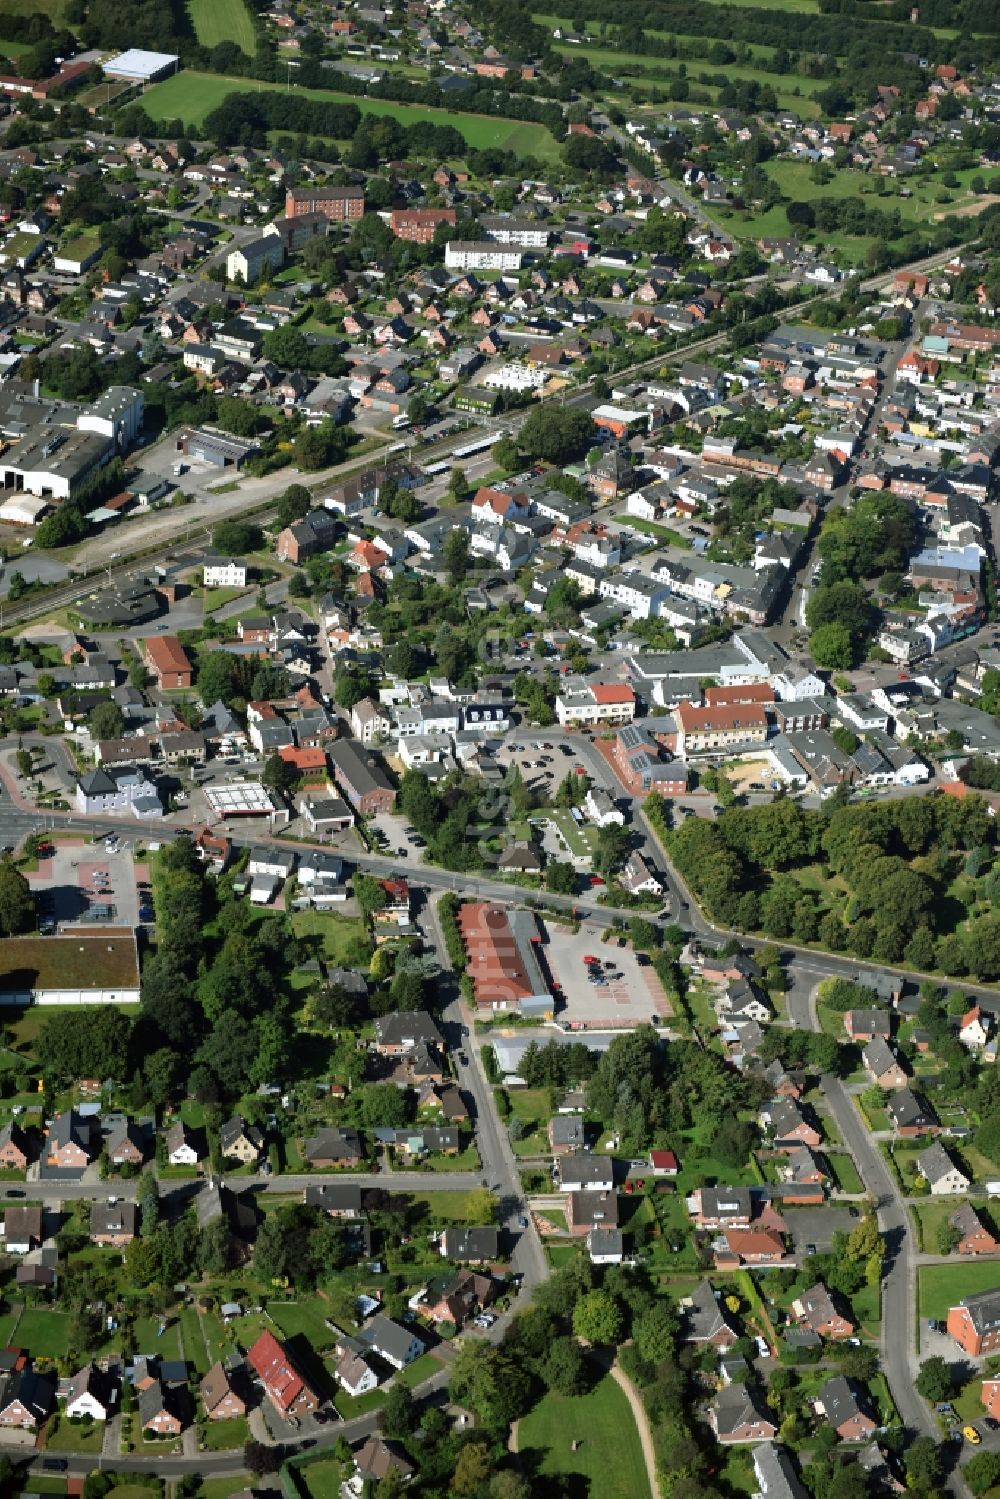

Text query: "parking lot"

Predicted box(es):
[29, 838, 141, 932]
[782, 1205, 859, 1255]
[540, 919, 667, 1029]
[367, 811, 428, 863]
[494, 739, 582, 805]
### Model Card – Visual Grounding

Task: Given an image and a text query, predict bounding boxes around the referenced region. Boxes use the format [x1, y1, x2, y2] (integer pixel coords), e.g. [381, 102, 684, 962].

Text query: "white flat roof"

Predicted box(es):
[205, 782, 276, 815]
[102, 48, 178, 80]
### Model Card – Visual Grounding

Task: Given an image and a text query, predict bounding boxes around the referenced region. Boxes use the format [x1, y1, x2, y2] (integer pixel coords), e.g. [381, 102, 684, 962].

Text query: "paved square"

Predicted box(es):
[28, 839, 140, 931]
[540, 919, 667, 1030]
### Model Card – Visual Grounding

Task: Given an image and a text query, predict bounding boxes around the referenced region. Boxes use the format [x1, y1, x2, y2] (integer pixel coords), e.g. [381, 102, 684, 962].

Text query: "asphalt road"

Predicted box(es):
[785, 977, 934, 1445]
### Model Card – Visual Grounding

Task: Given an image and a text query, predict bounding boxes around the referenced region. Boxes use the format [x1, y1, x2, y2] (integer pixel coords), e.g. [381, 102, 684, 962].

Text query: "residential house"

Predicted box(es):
[139, 1380, 186, 1437]
[359, 1312, 424, 1369]
[335, 1348, 380, 1398]
[982, 1377, 1000, 1421]
[0, 1369, 53, 1429]
[143, 635, 193, 690]
[916, 1142, 970, 1196]
[791, 1283, 855, 1340]
[886, 1089, 937, 1136]
[411, 1268, 496, 1329]
[302, 1127, 363, 1169]
[200, 1361, 246, 1421]
[814, 1377, 877, 1442]
[3, 1206, 42, 1253]
[687, 1187, 752, 1230]
[165, 1121, 202, 1168]
[439, 1227, 499, 1264]
[89, 1201, 137, 1247]
[247, 1330, 321, 1416]
[548, 1116, 584, 1155]
[709, 1383, 778, 1443]
[0, 1121, 28, 1171]
[961, 1006, 992, 1050]
[105, 1116, 146, 1167]
[759, 1099, 821, 1151]
[861, 1038, 909, 1089]
[681, 1280, 739, 1349]
[65, 1364, 116, 1421]
[950, 1287, 1000, 1354]
[354, 1437, 415, 1487]
[219, 1115, 264, 1165]
[45, 1110, 95, 1169]
[373, 1011, 445, 1054]
[949, 1203, 999, 1256]
[752, 1444, 809, 1499]
[845, 1010, 891, 1043]
[557, 1155, 614, 1192]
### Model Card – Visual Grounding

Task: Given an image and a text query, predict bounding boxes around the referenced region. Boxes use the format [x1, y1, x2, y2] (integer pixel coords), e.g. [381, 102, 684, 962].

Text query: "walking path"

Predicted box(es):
[609, 1358, 658, 1499]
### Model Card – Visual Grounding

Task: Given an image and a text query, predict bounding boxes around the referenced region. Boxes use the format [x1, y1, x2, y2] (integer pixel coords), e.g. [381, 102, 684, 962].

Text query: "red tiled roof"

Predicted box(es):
[247, 1331, 314, 1412]
[591, 683, 635, 706]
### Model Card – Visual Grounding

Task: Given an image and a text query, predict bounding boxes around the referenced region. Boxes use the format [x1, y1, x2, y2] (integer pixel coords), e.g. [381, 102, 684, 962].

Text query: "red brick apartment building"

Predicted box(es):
[285, 186, 365, 221]
[389, 208, 457, 243]
[143, 634, 193, 690]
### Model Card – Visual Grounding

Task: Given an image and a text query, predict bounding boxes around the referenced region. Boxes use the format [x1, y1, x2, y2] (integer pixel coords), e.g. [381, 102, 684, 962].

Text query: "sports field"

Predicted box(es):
[188, 0, 256, 54]
[141, 70, 560, 159]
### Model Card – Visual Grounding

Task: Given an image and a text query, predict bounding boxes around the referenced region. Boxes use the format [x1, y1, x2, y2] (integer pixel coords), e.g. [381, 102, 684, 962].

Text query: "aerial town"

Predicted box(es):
[0, 0, 993, 1496]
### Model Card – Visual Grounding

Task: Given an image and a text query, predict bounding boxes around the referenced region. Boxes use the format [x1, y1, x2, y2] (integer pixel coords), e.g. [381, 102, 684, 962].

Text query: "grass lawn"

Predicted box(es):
[919, 1263, 1000, 1323]
[395, 1351, 443, 1388]
[16, 1309, 70, 1358]
[291, 909, 368, 969]
[408, 1190, 483, 1223]
[615, 514, 692, 549]
[827, 1153, 864, 1194]
[268, 1301, 336, 1350]
[179, 1306, 212, 1375]
[132, 1314, 182, 1360]
[332, 1384, 386, 1418]
[506, 1087, 551, 1127]
[200, 1415, 250, 1451]
[141, 71, 560, 159]
[203, 585, 249, 613]
[45, 1417, 104, 1453]
[188, 0, 256, 53]
[546, 1243, 581, 1268]
[200, 1482, 257, 1499]
[298, 1457, 349, 1499]
[911, 1200, 965, 1253]
[518, 1371, 651, 1499]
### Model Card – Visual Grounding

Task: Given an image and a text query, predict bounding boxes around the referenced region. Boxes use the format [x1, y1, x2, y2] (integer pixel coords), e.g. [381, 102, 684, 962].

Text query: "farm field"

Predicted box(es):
[0, 0, 71, 22]
[140, 71, 561, 160]
[188, 0, 256, 54]
[518, 1371, 651, 1499]
[546, 38, 826, 116]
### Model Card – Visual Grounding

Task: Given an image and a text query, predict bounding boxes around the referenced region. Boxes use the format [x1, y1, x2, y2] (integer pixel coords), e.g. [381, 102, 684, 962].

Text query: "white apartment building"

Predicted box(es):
[444, 241, 524, 272]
